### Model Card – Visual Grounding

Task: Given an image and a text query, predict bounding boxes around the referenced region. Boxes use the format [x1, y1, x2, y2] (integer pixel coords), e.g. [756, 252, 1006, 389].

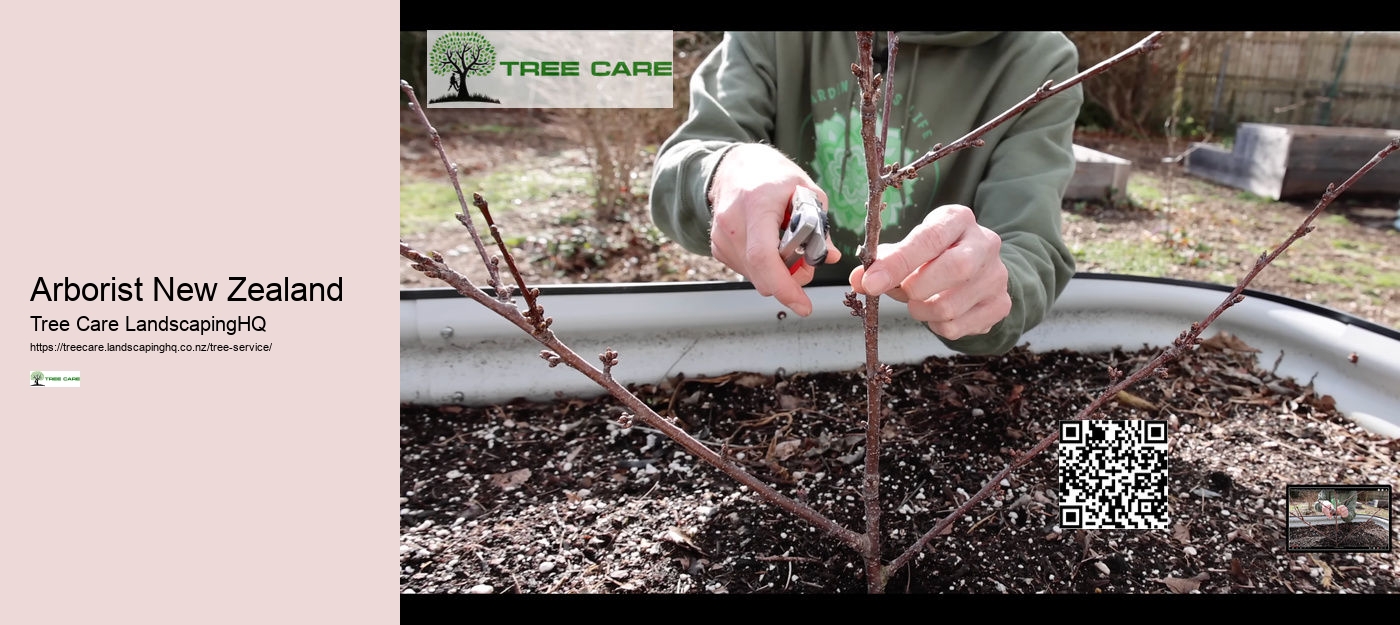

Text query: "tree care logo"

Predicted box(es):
[428, 31, 500, 105]
[30, 370, 80, 388]
[426, 30, 673, 109]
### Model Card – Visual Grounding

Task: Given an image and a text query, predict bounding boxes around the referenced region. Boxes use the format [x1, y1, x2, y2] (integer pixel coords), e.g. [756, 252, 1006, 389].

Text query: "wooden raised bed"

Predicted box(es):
[1184, 123, 1400, 200]
[1067, 144, 1132, 201]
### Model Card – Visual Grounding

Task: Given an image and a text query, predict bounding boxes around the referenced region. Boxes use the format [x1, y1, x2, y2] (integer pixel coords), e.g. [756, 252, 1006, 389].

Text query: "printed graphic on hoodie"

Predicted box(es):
[809, 108, 936, 235]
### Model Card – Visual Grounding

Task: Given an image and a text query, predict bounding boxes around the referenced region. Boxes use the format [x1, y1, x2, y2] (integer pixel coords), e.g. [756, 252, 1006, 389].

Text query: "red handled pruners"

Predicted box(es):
[778, 186, 830, 274]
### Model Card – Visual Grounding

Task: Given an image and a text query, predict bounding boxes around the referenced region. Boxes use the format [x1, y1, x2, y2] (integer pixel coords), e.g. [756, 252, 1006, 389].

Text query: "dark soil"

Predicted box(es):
[1289, 520, 1391, 552]
[399, 338, 1399, 594]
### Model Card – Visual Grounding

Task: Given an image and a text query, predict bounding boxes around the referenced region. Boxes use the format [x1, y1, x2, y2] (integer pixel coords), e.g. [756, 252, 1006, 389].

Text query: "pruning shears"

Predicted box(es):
[778, 186, 831, 274]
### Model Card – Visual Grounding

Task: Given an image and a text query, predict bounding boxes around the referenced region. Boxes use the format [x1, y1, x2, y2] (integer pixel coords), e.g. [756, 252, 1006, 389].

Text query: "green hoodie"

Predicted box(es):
[649, 31, 1081, 355]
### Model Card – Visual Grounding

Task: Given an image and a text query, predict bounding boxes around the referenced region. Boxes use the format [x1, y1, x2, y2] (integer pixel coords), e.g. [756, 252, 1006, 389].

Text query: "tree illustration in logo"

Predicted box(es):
[429, 31, 501, 104]
[31, 371, 44, 386]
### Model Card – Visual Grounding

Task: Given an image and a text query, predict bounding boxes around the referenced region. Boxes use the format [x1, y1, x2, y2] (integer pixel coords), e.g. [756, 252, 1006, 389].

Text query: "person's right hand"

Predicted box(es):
[707, 143, 841, 317]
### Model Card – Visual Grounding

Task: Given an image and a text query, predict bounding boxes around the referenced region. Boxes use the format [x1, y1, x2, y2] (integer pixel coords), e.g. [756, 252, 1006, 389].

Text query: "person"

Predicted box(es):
[649, 31, 1081, 355]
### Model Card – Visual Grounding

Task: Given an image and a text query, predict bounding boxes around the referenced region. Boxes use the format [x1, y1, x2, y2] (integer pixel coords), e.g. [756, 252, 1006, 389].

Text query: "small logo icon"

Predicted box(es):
[29, 370, 80, 388]
[428, 31, 500, 104]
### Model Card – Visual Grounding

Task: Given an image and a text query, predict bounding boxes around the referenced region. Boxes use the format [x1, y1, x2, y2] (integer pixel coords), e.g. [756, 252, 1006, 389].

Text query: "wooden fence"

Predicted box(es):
[1076, 31, 1400, 134]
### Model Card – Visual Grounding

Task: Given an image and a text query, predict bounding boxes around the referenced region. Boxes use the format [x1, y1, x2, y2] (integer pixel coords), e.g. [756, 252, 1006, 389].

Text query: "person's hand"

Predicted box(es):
[708, 144, 841, 317]
[849, 204, 1010, 340]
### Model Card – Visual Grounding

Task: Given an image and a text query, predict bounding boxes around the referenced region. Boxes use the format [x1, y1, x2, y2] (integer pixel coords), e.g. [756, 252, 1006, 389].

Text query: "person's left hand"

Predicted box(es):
[848, 204, 1011, 340]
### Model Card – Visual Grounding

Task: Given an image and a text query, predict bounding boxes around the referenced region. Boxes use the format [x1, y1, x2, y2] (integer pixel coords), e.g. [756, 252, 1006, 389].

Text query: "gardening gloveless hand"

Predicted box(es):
[650, 33, 1081, 355]
[848, 205, 1011, 340]
[707, 143, 841, 317]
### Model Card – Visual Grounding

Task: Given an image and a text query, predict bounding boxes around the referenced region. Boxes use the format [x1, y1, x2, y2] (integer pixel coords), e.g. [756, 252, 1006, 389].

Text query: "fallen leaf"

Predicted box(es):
[762, 459, 795, 484]
[1310, 394, 1337, 412]
[881, 419, 906, 441]
[1005, 384, 1025, 416]
[1229, 557, 1251, 585]
[1172, 521, 1192, 545]
[675, 554, 708, 577]
[490, 468, 531, 491]
[731, 373, 770, 388]
[1218, 369, 1265, 386]
[690, 372, 770, 388]
[1309, 554, 1334, 589]
[1226, 526, 1257, 545]
[1200, 332, 1260, 353]
[969, 370, 998, 383]
[663, 526, 706, 555]
[803, 432, 833, 457]
[770, 437, 803, 461]
[1007, 384, 1024, 404]
[963, 384, 991, 400]
[1154, 576, 1201, 593]
[777, 393, 805, 410]
[1115, 391, 1158, 412]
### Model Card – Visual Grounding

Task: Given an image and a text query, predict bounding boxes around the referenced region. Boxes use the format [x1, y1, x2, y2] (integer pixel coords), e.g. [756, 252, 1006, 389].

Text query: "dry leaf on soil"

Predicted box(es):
[663, 526, 706, 555]
[1230, 557, 1252, 585]
[1155, 572, 1209, 593]
[1309, 554, 1334, 589]
[1171, 521, 1192, 545]
[770, 438, 803, 461]
[1200, 332, 1260, 353]
[490, 468, 531, 490]
[1116, 390, 1158, 412]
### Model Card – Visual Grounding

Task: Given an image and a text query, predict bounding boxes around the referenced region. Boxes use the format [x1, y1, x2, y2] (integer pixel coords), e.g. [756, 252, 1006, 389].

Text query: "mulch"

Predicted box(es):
[400, 334, 1398, 594]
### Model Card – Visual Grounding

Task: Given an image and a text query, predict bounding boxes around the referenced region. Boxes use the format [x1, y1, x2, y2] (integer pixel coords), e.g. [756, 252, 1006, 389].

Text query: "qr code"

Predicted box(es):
[1058, 420, 1169, 530]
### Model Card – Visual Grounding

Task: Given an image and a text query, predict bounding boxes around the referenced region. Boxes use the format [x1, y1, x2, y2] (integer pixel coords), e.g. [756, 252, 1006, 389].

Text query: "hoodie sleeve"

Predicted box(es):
[648, 32, 780, 256]
[938, 34, 1081, 356]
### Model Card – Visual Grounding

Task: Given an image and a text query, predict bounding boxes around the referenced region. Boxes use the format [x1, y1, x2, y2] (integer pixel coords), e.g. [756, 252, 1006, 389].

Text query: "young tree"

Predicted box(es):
[399, 31, 1399, 593]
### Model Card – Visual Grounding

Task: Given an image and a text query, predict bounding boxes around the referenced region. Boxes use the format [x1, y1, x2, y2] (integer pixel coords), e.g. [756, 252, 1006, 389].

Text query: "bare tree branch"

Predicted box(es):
[849, 30, 893, 592]
[887, 32, 1164, 188]
[400, 82, 505, 298]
